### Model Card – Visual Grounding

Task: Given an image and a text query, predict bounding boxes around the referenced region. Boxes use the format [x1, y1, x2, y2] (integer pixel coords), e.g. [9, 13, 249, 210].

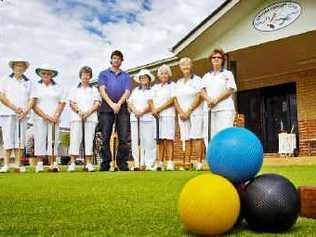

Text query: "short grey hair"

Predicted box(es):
[157, 64, 172, 77]
[179, 57, 192, 66]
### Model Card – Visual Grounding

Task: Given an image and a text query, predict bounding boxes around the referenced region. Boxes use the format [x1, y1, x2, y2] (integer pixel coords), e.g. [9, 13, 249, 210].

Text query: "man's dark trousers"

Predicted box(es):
[99, 105, 130, 170]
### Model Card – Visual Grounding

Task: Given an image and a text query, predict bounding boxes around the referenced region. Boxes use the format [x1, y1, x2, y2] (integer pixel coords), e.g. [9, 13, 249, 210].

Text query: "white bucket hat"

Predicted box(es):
[133, 69, 155, 84]
[35, 64, 58, 78]
[8, 58, 30, 69]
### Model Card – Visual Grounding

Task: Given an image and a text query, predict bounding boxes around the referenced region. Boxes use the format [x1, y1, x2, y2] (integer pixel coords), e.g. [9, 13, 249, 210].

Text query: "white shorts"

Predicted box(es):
[69, 121, 97, 156]
[203, 110, 235, 146]
[155, 116, 176, 140]
[1, 115, 27, 150]
[33, 119, 60, 156]
[178, 114, 204, 141]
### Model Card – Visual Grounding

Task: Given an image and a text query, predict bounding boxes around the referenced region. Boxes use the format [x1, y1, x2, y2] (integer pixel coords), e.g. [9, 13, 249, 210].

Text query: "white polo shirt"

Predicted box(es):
[173, 74, 203, 116]
[201, 69, 237, 112]
[32, 80, 66, 119]
[0, 74, 32, 116]
[68, 84, 101, 123]
[128, 87, 153, 122]
[151, 82, 175, 117]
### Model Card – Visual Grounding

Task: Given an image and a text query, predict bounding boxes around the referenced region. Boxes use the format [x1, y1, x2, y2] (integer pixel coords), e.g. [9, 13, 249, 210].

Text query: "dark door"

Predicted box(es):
[238, 90, 264, 140]
[238, 83, 298, 153]
[264, 95, 285, 152]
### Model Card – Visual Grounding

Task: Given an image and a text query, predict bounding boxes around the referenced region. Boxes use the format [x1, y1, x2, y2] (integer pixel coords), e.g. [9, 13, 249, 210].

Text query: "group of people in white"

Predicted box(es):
[0, 48, 237, 173]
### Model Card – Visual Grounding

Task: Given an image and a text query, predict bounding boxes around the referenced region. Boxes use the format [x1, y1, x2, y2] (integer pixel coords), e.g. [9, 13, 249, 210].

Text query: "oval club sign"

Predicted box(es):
[253, 2, 301, 32]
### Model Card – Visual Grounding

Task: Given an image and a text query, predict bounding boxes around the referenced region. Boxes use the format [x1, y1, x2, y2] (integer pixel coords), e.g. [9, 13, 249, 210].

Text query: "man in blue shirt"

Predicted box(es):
[98, 50, 132, 171]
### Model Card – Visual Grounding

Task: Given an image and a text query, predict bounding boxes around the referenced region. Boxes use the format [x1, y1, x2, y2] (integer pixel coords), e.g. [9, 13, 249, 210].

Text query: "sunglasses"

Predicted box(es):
[41, 72, 52, 76]
[212, 56, 223, 59]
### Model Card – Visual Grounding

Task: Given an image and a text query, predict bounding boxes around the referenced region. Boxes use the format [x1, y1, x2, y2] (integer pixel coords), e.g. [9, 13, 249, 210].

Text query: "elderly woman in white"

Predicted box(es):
[173, 57, 204, 171]
[201, 48, 237, 144]
[32, 64, 66, 172]
[127, 69, 156, 171]
[151, 64, 176, 171]
[68, 66, 100, 172]
[0, 59, 35, 173]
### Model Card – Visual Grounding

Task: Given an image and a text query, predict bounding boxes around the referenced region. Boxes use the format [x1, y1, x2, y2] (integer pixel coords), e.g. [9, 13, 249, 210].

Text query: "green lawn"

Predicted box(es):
[0, 166, 315, 237]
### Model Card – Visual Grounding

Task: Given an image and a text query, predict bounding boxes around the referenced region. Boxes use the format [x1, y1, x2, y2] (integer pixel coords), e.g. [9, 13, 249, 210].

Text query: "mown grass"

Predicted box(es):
[0, 166, 315, 237]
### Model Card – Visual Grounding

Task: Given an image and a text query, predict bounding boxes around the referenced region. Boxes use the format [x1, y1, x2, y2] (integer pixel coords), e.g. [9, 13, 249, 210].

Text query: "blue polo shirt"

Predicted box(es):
[98, 68, 132, 112]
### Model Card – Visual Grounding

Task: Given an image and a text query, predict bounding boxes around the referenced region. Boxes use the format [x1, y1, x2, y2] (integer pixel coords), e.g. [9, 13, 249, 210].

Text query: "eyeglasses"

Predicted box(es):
[212, 56, 223, 59]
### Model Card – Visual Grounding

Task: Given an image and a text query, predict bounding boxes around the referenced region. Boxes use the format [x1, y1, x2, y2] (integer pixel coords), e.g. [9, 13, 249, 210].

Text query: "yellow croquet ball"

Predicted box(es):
[178, 174, 240, 236]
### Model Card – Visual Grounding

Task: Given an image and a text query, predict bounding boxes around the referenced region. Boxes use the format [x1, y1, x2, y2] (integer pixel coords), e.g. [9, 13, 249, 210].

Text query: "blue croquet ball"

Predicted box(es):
[207, 127, 263, 183]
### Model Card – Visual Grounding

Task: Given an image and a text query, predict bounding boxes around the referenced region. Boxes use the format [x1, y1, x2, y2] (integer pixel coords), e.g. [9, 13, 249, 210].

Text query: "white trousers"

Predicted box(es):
[203, 110, 235, 146]
[131, 120, 156, 168]
[1, 115, 27, 150]
[33, 119, 59, 156]
[69, 121, 97, 156]
[155, 116, 176, 140]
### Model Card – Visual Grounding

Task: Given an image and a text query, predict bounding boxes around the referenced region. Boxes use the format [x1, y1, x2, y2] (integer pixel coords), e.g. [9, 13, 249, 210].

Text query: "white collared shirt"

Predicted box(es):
[0, 74, 32, 116]
[128, 87, 153, 121]
[151, 82, 175, 117]
[32, 81, 66, 118]
[173, 74, 203, 116]
[68, 85, 101, 123]
[201, 69, 237, 112]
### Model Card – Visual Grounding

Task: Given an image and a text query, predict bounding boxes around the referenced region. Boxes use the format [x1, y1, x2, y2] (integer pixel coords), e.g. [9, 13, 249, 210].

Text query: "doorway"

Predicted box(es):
[237, 83, 298, 153]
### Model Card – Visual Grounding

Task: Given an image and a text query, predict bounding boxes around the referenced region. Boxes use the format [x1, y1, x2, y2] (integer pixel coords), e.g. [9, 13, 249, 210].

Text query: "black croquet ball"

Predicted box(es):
[242, 173, 299, 232]
[234, 181, 250, 226]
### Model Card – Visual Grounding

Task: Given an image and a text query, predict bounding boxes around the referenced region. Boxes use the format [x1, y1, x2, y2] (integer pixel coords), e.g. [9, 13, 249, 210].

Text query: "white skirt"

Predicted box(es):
[178, 114, 204, 141]
[69, 121, 97, 156]
[203, 110, 235, 146]
[155, 116, 176, 140]
[1, 115, 27, 150]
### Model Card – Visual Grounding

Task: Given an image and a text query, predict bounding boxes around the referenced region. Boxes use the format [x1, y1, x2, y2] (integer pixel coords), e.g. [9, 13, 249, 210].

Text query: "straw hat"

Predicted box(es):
[35, 64, 58, 78]
[133, 69, 155, 83]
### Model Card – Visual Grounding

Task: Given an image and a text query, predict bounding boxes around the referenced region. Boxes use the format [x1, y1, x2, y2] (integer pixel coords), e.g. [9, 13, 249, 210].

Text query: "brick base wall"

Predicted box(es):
[298, 120, 316, 155]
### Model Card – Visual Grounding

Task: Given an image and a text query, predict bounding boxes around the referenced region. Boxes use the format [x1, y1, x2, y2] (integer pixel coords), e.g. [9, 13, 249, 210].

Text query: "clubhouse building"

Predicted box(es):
[128, 0, 316, 157]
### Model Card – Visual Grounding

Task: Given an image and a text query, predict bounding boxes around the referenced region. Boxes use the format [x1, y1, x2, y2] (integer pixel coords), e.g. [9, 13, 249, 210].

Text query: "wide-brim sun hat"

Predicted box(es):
[133, 69, 155, 83]
[8, 58, 30, 69]
[35, 64, 58, 78]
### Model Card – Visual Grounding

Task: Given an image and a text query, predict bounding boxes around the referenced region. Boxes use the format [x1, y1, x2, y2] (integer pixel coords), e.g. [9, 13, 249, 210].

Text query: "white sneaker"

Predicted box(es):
[195, 162, 203, 171]
[166, 161, 175, 171]
[16, 166, 26, 173]
[85, 163, 95, 172]
[36, 162, 44, 173]
[145, 166, 156, 171]
[49, 162, 60, 172]
[154, 161, 164, 171]
[67, 162, 76, 172]
[53, 162, 60, 170]
[0, 166, 9, 173]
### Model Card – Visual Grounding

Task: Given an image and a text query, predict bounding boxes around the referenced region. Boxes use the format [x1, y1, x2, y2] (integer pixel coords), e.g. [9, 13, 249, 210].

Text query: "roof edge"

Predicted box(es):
[171, 0, 233, 53]
[127, 56, 179, 74]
